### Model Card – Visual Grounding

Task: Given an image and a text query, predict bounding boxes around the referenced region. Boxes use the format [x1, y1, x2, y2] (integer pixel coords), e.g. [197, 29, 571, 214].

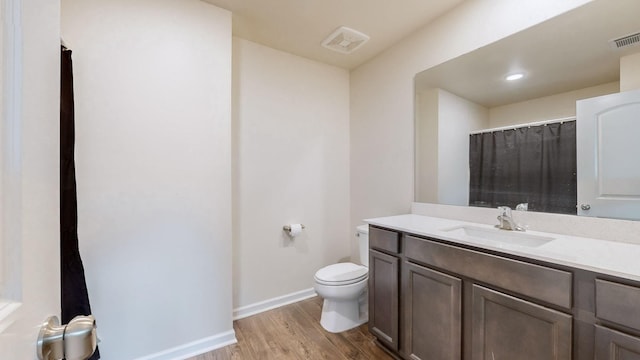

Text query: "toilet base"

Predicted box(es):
[319, 292, 368, 333]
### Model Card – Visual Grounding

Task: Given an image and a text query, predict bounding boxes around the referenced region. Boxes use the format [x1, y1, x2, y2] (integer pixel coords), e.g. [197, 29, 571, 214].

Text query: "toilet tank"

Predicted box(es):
[356, 225, 369, 267]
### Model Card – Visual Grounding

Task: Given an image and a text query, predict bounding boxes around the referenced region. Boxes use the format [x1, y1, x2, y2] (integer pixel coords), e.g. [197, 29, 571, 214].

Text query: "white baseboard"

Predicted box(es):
[233, 288, 317, 320]
[133, 330, 237, 360]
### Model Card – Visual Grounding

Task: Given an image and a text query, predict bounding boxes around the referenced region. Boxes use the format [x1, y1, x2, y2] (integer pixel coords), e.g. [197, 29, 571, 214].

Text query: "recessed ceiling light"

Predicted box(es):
[505, 73, 524, 81]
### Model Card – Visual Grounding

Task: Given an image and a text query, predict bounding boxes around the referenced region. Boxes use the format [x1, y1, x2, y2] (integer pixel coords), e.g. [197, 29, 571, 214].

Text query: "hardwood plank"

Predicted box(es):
[270, 302, 349, 360]
[239, 310, 295, 359]
[348, 324, 396, 359]
[291, 300, 369, 360]
[229, 320, 255, 359]
[187, 296, 392, 360]
[297, 296, 324, 322]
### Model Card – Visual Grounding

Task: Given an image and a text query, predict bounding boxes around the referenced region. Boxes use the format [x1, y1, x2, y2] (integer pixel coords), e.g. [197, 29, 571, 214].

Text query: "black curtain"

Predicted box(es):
[469, 121, 576, 215]
[61, 46, 100, 360]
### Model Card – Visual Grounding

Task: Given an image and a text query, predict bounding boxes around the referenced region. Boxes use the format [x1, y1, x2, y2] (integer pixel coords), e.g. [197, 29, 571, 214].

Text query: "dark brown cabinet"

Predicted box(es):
[403, 261, 462, 360]
[595, 326, 640, 360]
[367, 225, 640, 360]
[369, 249, 400, 351]
[370, 227, 574, 359]
[595, 279, 640, 331]
[594, 280, 640, 360]
[471, 285, 572, 360]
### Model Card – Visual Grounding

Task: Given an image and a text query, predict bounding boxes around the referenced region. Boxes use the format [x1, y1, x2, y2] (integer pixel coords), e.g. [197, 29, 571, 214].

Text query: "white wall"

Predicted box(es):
[415, 89, 439, 203]
[61, 1, 233, 359]
[489, 82, 619, 128]
[233, 38, 351, 309]
[437, 89, 488, 205]
[350, 0, 592, 250]
[415, 89, 488, 205]
[621, 51, 640, 92]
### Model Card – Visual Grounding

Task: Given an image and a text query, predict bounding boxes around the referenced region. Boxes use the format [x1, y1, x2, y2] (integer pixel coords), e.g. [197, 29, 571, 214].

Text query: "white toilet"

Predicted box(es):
[313, 225, 369, 333]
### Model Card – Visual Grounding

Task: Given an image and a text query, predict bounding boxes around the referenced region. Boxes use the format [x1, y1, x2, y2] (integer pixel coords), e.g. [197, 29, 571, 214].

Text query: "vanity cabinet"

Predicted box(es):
[471, 285, 572, 359]
[593, 280, 640, 360]
[369, 226, 575, 359]
[403, 235, 573, 310]
[595, 326, 640, 360]
[369, 249, 400, 351]
[402, 261, 461, 360]
[404, 234, 572, 360]
[368, 227, 401, 351]
[368, 224, 640, 359]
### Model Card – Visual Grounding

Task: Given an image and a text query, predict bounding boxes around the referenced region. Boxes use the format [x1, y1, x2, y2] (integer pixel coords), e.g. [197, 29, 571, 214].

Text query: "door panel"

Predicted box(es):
[403, 261, 462, 360]
[595, 326, 640, 360]
[471, 285, 572, 360]
[597, 106, 640, 196]
[577, 88, 640, 220]
[0, 0, 61, 358]
[369, 249, 399, 351]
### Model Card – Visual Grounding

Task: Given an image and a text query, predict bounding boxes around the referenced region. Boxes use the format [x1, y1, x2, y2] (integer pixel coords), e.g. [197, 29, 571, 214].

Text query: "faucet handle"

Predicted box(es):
[496, 206, 510, 230]
[497, 206, 512, 217]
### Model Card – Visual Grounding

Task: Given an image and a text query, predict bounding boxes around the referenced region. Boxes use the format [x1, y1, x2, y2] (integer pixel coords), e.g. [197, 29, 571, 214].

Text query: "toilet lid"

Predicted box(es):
[314, 262, 368, 285]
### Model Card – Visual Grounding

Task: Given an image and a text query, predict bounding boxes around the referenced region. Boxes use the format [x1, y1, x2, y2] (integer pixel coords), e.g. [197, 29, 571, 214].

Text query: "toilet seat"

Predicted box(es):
[314, 262, 368, 286]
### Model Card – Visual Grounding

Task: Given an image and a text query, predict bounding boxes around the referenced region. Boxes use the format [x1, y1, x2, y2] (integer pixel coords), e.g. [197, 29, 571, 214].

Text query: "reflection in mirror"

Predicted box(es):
[468, 120, 576, 215]
[414, 0, 640, 220]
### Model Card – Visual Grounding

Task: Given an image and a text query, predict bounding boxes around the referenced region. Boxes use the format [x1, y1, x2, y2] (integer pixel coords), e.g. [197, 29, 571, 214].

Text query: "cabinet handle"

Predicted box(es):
[581, 204, 591, 211]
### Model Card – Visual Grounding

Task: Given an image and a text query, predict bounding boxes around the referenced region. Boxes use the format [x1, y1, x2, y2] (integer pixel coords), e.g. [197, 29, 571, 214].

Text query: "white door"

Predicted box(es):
[577, 88, 640, 220]
[0, 0, 62, 358]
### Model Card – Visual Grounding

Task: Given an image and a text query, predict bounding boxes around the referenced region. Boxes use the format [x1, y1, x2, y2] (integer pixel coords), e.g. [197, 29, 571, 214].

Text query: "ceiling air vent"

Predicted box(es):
[609, 31, 640, 50]
[322, 26, 370, 54]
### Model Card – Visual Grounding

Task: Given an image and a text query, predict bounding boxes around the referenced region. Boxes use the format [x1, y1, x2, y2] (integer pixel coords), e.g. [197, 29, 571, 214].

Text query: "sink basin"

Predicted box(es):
[441, 225, 554, 248]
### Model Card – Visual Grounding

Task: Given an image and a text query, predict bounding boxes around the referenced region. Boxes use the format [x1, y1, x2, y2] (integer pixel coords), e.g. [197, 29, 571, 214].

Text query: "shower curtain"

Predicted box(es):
[468, 121, 577, 215]
[61, 45, 100, 360]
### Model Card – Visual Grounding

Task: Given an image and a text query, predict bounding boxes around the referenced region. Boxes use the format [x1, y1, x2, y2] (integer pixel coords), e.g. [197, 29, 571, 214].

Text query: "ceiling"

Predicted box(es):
[415, 0, 640, 108]
[202, 0, 465, 69]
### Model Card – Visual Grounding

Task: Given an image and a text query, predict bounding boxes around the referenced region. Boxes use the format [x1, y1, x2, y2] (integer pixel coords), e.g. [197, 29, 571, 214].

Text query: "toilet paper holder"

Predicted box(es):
[283, 224, 305, 231]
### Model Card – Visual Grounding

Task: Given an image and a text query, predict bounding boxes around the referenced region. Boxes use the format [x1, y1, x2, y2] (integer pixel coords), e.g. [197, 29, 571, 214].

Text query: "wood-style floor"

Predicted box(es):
[187, 296, 393, 360]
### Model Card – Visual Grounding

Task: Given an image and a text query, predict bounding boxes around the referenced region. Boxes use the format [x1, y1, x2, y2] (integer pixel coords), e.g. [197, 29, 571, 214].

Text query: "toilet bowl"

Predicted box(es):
[313, 225, 369, 333]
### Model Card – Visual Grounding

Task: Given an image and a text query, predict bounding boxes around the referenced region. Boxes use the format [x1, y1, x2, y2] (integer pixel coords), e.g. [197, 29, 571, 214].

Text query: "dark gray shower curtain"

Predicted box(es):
[61, 45, 100, 360]
[468, 121, 577, 214]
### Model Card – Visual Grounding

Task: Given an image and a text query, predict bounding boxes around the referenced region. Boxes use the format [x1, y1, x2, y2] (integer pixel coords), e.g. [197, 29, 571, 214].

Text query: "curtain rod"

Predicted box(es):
[469, 116, 576, 135]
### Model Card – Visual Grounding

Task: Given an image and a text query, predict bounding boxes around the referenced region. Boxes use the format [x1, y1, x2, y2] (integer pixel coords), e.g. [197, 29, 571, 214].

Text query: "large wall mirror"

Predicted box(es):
[414, 0, 640, 220]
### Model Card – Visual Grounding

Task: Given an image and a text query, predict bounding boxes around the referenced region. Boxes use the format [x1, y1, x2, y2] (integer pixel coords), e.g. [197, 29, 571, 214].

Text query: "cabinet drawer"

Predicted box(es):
[405, 235, 572, 309]
[596, 279, 640, 331]
[369, 227, 400, 254]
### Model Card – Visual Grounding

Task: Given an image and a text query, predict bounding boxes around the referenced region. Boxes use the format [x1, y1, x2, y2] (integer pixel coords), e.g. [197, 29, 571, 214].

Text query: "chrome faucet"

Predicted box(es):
[496, 206, 525, 231]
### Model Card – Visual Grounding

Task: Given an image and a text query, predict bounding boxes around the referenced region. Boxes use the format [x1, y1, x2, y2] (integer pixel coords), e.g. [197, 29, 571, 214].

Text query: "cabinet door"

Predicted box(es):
[595, 325, 640, 360]
[471, 285, 572, 360]
[403, 261, 462, 360]
[369, 249, 400, 351]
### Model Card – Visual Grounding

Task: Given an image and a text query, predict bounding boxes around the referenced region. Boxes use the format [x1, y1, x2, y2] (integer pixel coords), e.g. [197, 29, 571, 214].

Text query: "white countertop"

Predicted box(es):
[365, 214, 640, 283]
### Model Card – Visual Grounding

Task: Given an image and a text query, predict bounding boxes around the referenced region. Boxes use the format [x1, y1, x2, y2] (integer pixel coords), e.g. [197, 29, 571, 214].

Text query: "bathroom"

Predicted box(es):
[3, 0, 640, 359]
